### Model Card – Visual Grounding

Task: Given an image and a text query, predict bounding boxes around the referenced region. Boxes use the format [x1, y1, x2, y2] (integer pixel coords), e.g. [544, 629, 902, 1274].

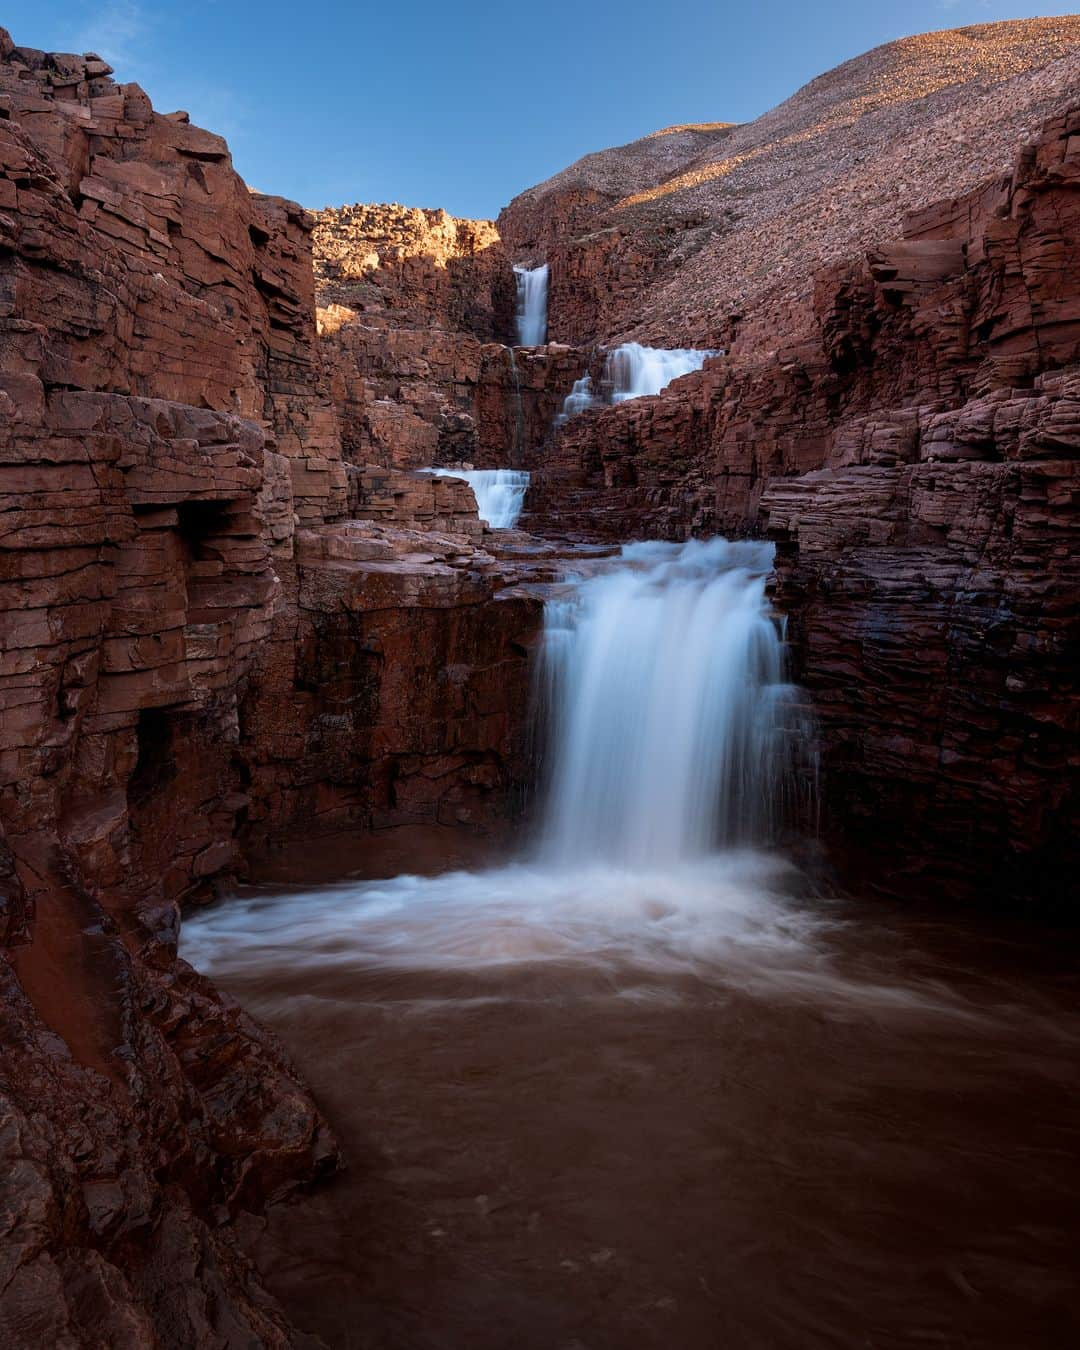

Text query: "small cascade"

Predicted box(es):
[556, 374, 597, 425]
[514, 263, 549, 345]
[538, 538, 801, 866]
[426, 467, 530, 529]
[557, 342, 720, 424]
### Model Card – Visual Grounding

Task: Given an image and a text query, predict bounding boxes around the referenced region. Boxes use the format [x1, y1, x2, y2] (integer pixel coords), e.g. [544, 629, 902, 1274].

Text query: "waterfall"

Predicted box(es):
[426, 467, 530, 529]
[539, 538, 798, 866]
[184, 534, 820, 979]
[506, 346, 525, 464]
[557, 343, 719, 423]
[514, 263, 549, 346]
[607, 343, 715, 401]
[555, 374, 597, 425]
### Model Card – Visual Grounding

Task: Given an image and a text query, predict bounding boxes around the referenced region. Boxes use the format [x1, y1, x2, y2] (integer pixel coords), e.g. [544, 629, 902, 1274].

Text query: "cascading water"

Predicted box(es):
[607, 342, 716, 401]
[556, 374, 596, 425]
[513, 263, 549, 345]
[425, 467, 530, 529]
[538, 538, 797, 867]
[557, 342, 720, 422]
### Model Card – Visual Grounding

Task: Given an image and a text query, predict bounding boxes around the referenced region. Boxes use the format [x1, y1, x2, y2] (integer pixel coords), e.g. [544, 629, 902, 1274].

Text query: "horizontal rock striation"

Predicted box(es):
[0, 31, 547, 1344]
[0, 30, 348, 1344]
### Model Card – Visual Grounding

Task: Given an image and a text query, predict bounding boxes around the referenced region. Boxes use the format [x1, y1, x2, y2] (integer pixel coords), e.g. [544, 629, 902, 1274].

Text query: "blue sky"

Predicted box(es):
[4, 2, 1076, 217]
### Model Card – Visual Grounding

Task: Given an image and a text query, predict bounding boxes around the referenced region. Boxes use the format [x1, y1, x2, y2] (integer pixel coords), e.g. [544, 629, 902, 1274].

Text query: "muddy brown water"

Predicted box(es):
[184, 830, 1080, 1350]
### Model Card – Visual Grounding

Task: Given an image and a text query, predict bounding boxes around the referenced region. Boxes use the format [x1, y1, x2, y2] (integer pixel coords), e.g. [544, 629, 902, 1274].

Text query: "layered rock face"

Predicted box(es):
[0, 32, 543, 1344]
[0, 32, 343, 1340]
[500, 18, 1080, 348]
[530, 105, 1079, 904]
[313, 202, 584, 469]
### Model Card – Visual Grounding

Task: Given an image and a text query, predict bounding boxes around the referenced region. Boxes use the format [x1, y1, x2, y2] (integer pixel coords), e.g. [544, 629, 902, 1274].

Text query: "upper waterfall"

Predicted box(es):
[514, 263, 549, 345]
[557, 343, 718, 422]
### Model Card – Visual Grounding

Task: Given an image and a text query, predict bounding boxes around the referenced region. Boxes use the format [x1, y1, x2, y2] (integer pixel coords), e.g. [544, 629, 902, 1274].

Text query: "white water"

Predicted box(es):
[556, 374, 597, 425]
[514, 263, 549, 346]
[539, 539, 795, 866]
[184, 537, 828, 984]
[558, 342, 718, 421]
[426, 467, 530, 529]
[608, 342, 716, 401]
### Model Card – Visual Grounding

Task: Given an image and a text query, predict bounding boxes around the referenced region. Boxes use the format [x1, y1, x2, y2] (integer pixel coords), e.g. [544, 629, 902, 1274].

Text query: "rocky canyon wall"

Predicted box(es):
[313, 202, 585, 470]
[528, 105, 1079, 905]
[0, 32, 543, 1344]
[1, 14, 1078, 1345]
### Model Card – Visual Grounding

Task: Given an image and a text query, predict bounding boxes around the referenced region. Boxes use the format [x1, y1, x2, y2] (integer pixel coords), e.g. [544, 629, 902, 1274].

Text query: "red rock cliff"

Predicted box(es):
[0, 31, 543, 1345]
[313, 201, 585, 470]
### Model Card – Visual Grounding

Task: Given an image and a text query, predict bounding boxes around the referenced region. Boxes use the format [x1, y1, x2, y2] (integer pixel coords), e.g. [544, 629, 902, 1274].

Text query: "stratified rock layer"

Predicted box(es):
[0, 31, 543, 1345]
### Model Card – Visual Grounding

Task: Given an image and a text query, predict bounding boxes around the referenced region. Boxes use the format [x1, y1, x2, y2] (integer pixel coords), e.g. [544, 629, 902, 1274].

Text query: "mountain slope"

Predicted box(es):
[498, 18, 1080, 346]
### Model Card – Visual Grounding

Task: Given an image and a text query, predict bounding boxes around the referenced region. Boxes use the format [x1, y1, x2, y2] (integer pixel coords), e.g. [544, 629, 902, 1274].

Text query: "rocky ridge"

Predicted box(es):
[499, 18, 1080, 347]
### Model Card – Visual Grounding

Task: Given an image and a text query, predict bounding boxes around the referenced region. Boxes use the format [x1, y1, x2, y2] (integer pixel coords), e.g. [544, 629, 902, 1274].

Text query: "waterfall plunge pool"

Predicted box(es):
[182, 538, 1080, 1350]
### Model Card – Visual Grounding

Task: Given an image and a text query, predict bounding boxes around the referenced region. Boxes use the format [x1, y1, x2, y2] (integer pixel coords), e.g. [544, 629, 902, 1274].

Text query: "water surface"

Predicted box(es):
[185, 843, 1080, 1350]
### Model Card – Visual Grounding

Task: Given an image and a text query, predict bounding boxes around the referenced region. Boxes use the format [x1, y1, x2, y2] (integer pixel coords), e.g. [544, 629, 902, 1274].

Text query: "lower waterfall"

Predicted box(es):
[186, 537, 814, 976]
[538, 538, 795, 866]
